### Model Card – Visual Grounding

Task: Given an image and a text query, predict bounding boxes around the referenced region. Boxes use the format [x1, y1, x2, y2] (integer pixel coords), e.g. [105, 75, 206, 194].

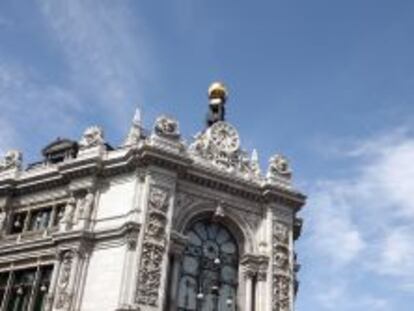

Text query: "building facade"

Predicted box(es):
[0, 83, 305, 311]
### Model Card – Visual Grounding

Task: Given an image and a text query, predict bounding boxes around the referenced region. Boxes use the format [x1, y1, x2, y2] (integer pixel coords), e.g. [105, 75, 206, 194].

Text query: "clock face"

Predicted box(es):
[208, 122, 240, 153]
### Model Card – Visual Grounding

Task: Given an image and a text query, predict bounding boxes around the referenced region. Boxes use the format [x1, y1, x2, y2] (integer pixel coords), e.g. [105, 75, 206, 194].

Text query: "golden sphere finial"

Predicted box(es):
[208, 82, 228, 102]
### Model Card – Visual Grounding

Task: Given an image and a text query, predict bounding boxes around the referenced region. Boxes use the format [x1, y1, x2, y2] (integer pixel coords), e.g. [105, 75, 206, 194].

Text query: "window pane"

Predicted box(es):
[33, 266, 53, 311]
[0, 272, 9, 307]
[178, 220, 239, 311]
[7, 269, 36, 311]
[29, 209, 52, 231]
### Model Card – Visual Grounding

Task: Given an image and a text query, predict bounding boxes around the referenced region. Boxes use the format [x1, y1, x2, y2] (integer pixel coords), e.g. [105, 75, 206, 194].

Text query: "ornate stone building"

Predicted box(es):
[0, 83, 305, 311]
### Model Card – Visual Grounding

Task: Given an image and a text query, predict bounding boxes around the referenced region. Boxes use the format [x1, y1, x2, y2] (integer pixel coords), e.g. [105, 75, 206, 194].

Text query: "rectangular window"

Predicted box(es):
[0, 265, 53, 311]
[7, 268, 36, 311]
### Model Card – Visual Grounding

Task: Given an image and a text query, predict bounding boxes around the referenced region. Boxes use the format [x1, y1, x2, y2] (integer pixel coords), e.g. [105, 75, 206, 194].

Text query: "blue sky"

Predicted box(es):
[1, 1, 414, 310]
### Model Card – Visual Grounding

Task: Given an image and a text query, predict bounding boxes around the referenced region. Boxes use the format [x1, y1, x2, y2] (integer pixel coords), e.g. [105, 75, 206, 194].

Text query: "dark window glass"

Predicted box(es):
[0, 272, 9, 307]
[177, 220, 239, 311]
[9, 212, 27, 234]
[4, 265, 53, 311]
[33, 266, 53, 311]
[7, 268, 36, 311]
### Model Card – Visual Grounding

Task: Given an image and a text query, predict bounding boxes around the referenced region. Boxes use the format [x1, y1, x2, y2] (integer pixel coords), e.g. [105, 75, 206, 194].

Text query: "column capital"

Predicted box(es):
[241, 253, 270, 280]
[169, 230, 188, 257]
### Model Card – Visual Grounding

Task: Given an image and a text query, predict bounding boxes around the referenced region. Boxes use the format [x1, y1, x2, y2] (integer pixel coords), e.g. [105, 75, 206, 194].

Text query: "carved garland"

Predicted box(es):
[272, 221, 292, 311]
[136, 187, 170, 306]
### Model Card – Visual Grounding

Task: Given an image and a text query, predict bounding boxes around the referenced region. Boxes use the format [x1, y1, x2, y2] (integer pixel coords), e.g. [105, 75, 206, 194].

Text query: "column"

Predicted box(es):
[168, 231, 187, 311]
[244, 272, 254, 311]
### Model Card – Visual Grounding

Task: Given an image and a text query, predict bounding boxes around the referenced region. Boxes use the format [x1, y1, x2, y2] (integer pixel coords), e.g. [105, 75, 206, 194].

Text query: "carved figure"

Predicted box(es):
[267, 154, 292, 181]
[79, 126, 105, 148]
[149, 187, 168, 212]
[273, 222, 289, 244]
[0, 150, 22, 171]
[154, 116, 180, 138]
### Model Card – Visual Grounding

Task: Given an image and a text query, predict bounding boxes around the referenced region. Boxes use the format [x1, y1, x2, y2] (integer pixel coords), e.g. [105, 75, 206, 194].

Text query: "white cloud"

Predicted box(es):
[301, 129, 414, 309]
[37, 0, 156, 126]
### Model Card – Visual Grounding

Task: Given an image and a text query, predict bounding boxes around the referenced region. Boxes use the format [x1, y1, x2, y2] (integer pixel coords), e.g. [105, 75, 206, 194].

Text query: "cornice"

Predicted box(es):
[0, 141, 306, 210]
[0, 221, 141, 261]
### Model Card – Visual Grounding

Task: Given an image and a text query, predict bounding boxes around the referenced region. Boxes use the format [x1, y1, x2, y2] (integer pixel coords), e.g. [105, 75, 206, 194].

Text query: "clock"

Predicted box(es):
[208, 121, 240, 153]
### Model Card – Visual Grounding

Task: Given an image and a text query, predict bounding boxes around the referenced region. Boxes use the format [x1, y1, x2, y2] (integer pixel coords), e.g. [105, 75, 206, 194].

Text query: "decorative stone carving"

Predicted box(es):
[273, 275, 290, 311]
[213, 201, 225, 219]
[0, 150, 22, 171]
[189, 122, 262, 180]
[79, 126, 105, 149]
[273, 222, 289, 244]
[154, 115, 180, 138]
[272, 221, 292, 311]
[267, 154, 292, 182]
[136, 187, 170, 307]
[55, 250, 74, 310]
[241, 254, 269, 281]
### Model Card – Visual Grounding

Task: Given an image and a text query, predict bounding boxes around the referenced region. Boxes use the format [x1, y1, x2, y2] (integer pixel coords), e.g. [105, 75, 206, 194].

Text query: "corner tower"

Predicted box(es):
[0, 82, 305, 311]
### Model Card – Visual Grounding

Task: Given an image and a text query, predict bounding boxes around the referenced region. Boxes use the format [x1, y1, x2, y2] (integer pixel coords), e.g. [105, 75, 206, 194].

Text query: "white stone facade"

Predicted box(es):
[0, 88, 305, 311]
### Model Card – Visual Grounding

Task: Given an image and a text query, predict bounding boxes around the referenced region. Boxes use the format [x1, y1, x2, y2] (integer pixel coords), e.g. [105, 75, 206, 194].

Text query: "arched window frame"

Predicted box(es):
[169, 206, 255, 311]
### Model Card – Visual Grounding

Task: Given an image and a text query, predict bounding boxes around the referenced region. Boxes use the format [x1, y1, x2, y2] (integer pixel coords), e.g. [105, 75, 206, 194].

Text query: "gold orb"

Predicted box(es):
[208, 82, 228, 101]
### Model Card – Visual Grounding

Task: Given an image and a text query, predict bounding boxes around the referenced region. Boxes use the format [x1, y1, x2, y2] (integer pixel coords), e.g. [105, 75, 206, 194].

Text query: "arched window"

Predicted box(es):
[177, 220, 239, 311]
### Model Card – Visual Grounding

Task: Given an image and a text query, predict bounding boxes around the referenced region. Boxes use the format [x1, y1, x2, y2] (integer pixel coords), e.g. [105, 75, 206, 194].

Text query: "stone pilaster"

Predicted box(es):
[134, 168, 177, 310]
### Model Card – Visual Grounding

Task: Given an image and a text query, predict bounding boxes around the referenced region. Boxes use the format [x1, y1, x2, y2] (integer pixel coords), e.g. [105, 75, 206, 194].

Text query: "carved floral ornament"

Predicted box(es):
[0, 149, 22, 172]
